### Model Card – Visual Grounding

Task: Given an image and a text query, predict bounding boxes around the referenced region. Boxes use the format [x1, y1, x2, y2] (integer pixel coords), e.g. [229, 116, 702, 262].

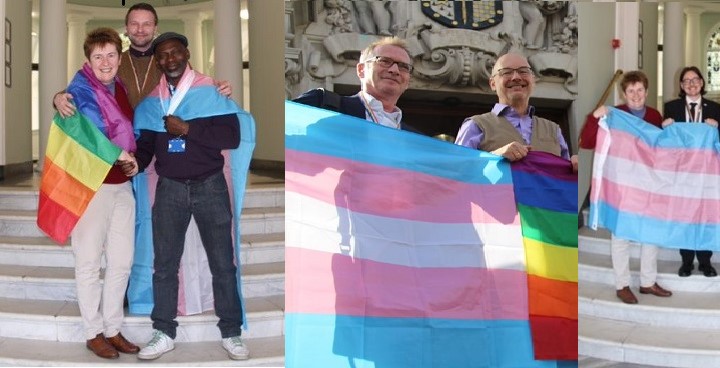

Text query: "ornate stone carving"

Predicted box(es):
[529, 52, 577, 94]
[323, 0, 353, 34]
[285, 50, 302, 99]
[420, 1, 503, 31]
[413, 29, 505, 89]
[353, 1, 397, 36]
[287, 1, 577, 98]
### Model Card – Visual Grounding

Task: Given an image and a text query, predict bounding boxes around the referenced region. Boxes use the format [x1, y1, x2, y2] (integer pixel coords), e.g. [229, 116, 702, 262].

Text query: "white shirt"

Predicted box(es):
[685, 96, 702, 122]
[360, 90, 402, 129]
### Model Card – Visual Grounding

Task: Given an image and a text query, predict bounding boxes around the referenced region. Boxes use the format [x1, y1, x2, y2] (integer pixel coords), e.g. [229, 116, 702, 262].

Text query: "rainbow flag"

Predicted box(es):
[285, 101, 577, 367]
[37, 112, 122, 244]
[511, 152, 578, 360]
[590, 107, 720, 250]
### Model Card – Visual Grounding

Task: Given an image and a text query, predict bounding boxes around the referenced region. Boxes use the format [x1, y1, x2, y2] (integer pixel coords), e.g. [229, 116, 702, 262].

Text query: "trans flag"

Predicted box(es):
[285, 100, 578, 367]
[590, 107, 720, 250]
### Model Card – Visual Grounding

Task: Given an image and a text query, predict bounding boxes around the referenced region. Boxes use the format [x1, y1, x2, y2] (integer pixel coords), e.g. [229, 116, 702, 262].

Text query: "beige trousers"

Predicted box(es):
[71, 182, 135, 340]
[611, 234, 659, 290]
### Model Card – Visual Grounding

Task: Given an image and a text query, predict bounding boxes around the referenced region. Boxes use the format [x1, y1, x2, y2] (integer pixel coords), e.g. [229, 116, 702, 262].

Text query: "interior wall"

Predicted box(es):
[577, 2, 617, 212]
[4, 0, 32, 169]
[640, 3, 660, 110]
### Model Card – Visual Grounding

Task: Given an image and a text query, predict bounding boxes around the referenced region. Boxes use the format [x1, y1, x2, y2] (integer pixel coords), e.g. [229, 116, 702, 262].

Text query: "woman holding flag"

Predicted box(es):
[37, 27, 139, 358]
[580, 70, 672, 304]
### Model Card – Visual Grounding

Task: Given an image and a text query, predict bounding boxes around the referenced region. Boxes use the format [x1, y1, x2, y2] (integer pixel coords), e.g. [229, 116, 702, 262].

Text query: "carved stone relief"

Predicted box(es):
[285, 1, 578, 99]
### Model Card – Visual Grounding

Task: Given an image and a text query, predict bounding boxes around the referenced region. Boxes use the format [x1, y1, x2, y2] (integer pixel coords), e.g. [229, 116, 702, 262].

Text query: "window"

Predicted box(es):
[706, 29, 720, 91]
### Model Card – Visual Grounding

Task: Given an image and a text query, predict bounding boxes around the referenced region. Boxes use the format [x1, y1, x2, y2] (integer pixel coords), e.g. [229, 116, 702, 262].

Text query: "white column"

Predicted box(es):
[684, 6, 703, 68]
[180, 12, 206, 74]
[663, 2, 684, 102]
[614, 2, 639, 105]
[39, 0, 67, 170]
[66, 15, 86, 81]
[247, 0, 284, 163]
[213, 0, 242, 107]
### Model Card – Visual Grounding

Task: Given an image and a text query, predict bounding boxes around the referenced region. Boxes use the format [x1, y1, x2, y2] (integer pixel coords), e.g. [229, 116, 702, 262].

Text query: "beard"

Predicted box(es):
[129, 35, 153, 49]
[164, 62, 188, 81]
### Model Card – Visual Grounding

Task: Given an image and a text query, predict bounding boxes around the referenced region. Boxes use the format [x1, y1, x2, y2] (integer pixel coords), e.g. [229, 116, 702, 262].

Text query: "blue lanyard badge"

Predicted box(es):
[168, 137, 186, 153]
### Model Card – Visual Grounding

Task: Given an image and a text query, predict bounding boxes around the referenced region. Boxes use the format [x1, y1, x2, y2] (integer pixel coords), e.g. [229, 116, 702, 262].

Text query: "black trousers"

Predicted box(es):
[680, 249, 713, 267]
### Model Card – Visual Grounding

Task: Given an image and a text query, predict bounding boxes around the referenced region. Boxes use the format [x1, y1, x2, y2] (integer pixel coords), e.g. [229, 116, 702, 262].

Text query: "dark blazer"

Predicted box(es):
[663, 97, 718, 262]
[293, 88, 420, 133]
[663, 97, 720, 123]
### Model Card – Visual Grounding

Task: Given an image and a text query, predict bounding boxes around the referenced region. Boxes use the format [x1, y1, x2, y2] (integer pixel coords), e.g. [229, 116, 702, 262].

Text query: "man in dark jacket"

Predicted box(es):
[294, 36, 418, 133]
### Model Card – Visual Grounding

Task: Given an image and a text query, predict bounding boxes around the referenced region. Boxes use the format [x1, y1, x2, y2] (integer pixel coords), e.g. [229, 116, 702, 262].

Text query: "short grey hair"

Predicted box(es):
[359, 37, 411, 63]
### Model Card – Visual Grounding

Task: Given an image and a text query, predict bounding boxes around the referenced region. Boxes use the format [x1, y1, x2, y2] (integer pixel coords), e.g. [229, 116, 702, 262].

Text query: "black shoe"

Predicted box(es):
[698, 264, 717, 277]
[678, 263, 693, 277]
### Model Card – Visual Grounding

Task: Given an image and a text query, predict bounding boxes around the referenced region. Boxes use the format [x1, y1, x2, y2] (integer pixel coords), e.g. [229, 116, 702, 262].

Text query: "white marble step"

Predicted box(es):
[0, 295, 284, 342]
[0, 262, 284, 301]
[0, 207, 284, 238]
[0, 186, 283, 211]
[0, 232, 284, 268]
[578, 355, 664, 368]
[0, 187, 38, 211]
[241, 207, 285, 235]
[0, 335, 284, 366]
[242, 185, 285, 210]
[580, 227, 687, 262]
[579, 251, 720, 293]
[580, 281, 720, 330]
[579, 315, 720, 367]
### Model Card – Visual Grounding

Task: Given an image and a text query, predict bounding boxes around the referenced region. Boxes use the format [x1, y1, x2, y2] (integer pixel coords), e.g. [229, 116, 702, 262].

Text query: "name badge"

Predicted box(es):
[168, 137, 186, 153]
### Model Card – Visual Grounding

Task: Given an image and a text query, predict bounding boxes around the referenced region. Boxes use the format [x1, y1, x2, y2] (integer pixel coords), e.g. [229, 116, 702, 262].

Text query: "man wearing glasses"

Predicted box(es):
[455, 53, 578, 172]
[293, 37, 418, 132]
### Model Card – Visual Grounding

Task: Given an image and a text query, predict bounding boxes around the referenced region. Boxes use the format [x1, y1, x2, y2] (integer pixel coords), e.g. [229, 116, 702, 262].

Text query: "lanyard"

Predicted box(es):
[359, 93, 380, 124]
[359, 93, 400, 129]
[127, 53, 154, 98]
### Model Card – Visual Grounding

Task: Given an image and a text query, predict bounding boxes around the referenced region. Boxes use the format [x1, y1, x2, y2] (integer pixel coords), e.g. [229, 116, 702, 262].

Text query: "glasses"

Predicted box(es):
[493, 67, 534, 79]
[367, 56, 413, 73]
[681, 77, 702, 86]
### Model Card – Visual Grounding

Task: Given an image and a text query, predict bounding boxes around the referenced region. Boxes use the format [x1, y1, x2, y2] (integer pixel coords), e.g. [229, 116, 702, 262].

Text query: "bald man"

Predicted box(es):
[455, 53, 578, 172]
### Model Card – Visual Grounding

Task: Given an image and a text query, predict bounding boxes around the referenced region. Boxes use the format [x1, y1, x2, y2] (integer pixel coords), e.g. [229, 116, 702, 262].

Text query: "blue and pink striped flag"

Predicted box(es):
[590, 107, 720, 250]
[127, 69, 256, 317]
[285, 101, 577, 367]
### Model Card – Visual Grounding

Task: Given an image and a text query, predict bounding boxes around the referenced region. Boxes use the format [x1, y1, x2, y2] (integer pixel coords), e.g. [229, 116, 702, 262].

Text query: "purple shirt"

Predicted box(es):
[454, 103, 570, 160]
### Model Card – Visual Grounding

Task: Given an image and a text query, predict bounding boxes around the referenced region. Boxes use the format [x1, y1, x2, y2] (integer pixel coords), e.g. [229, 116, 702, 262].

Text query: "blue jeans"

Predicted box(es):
[150, 171, 243, 339]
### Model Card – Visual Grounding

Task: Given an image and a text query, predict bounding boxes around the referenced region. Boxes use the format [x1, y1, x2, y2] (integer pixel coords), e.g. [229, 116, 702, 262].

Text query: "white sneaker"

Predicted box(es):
[222, 335, 250, 360]
[138, 330, 174, 360]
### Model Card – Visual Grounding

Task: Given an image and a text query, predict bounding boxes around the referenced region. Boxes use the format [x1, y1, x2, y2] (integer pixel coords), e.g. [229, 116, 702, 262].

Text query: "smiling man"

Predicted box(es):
[662, 66, 720, 279]
[129, 32, 252, 362]
[293, 37, 418, 132]
[455, 53, 578, 172]
[53, 2, 231, 116]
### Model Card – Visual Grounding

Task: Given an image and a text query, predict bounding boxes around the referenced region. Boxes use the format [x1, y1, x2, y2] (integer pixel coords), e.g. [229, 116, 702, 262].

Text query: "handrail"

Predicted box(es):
[578, 69, 624, 145]
[595, 69, 624, 110]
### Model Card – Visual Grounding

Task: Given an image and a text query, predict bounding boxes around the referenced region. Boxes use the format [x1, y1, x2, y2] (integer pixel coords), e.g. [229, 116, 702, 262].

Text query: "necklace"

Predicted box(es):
[126, 53, 154, 97]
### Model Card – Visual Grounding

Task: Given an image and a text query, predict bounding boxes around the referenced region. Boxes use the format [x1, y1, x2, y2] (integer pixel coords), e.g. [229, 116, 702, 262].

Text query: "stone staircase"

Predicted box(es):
[579, 210, 720, 367]
[0, 173, 285, 366]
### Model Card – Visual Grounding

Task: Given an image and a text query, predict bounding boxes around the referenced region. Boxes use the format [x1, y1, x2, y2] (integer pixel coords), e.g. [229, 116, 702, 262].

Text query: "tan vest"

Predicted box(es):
[470, 113, 562, 157]
[117, 51, 163, 109]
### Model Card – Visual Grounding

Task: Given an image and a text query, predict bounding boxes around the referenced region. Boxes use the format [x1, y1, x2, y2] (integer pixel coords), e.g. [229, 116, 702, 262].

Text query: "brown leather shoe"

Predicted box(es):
[616, 286, 638, 304]
[639, 283, 672, 297]
[86, 333, 119, 359]
[107, 332, 140, 354]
